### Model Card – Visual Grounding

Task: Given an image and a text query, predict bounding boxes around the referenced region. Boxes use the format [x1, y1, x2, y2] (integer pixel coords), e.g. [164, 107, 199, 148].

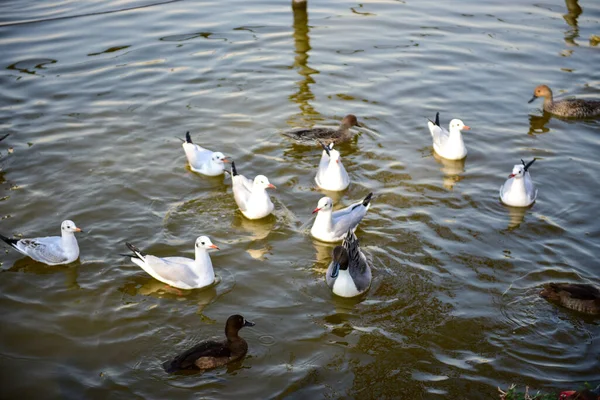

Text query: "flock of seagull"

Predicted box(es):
[1, 83, 600, 372]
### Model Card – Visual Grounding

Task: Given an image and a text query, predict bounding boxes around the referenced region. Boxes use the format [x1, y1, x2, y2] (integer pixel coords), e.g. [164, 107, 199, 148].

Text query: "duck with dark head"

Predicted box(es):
[540, 283, 600, 315]
[162, 314, 255, 373]
[282, 114, 360, 145]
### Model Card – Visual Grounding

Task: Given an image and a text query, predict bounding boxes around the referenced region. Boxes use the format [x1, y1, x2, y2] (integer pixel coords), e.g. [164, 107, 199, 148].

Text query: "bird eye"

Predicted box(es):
[201, 242, 205, 245]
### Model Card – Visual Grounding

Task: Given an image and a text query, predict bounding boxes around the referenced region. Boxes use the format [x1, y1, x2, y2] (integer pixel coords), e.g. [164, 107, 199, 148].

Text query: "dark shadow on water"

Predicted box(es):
[4, 257, 80, 289]
[528, 112, 552, 135]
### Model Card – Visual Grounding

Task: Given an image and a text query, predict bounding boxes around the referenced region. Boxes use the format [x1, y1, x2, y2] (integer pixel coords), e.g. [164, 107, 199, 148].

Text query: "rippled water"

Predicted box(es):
[1, 0, 599, 398]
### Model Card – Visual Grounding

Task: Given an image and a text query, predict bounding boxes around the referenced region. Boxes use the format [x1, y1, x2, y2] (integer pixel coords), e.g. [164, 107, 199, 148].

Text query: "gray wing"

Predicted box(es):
[183, 143, 212, 166]
[331, 203, 368, 238]
[524, 173, 537, 202]
[344, 232, 372, 292]
[428, 121, 449, 148]
[16, 236, 68, 264]
[232, 175, 253, 211]
[143, 256, 200, 287]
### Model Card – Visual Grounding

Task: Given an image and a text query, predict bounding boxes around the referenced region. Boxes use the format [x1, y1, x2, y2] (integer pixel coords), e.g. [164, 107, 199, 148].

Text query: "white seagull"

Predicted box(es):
[427, 112, 470, 160]
[315, 141, 350, 191]
[311, 192, 373, 243]
[500, 158, 538, 207]
[0, 220, 82, 265]
[231, 161, 276, 220]
[326, 230, 372, 298]
[125, 236, 218, 290]
[182, 131, 229, 176]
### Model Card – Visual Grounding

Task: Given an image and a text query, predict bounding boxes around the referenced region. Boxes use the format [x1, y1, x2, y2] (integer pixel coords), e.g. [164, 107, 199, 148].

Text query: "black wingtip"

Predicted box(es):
[231, 161, 238, 176]
[521, 158, 536, 171]
[125, 242, 145, 258]
[362, 192, 373, 207]
[434, 112, 440, 127]
[318, 140, 330, 156]
[0, 233, 18, 247]
[185, 131, 192, 144]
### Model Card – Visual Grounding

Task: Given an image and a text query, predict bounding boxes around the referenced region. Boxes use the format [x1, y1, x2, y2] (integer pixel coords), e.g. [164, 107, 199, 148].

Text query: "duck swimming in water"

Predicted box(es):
[540, 283, 600, 315]
[162, 314, 255, 372]
[326, 230, 372, 298]
[282, 114, 360, 145]
[528, 85, 600, 118]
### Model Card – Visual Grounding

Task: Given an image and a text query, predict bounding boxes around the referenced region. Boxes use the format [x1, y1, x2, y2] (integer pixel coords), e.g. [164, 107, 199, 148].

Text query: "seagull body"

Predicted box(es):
[0, 220, 82, 265]
[125, 236, 218, 290]
[311, 193, 373, 243]
[500, 159, 538, 207]
[315, 142, 349, 191]
[231, 161, 275, 220]
[326, 231, 372, 298]
[182, 132, 229, 176]
[427, 112, 470, 160]
[282, 114, 360, 145]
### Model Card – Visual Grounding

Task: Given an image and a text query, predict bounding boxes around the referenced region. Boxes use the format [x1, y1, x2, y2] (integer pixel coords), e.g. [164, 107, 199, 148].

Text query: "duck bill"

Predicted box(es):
[209, 244, 220, 250]
[312, 207, 321, 214]
[244, 319, 255, 327]
[330, 262, 340, 278]
[528, 95, 537, 104]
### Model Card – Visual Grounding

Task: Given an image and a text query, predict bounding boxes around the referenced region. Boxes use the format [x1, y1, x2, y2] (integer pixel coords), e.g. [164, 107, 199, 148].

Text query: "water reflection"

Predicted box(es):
[527, 112, 552, 135]
[432, 153, 466, 190]
[231, 213, 275, 241]
[6, 259, 80, 289]
[503, 204, 528, 230]
[289, 0, 321, 124]
[563, 0, 582, 46]
[7, 58, 57, 76]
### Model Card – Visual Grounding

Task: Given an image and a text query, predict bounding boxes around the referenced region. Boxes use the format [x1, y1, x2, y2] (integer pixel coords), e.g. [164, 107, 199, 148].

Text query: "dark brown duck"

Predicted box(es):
[529, 85, 600, 118]
[162, 314, 255, 373]
[539, 283, 600, 315]
[282, 114, 360, 144]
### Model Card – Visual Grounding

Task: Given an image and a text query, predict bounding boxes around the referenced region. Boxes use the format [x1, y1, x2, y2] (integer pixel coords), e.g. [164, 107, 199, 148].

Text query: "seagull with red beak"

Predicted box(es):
[499, 158, 538, 207]
[231, 161, 276, 220]
[427, 112, 470, 160]
[181, 131, 230, 176]
[315, 141, 350, 191]
[124, 236, 219, 290]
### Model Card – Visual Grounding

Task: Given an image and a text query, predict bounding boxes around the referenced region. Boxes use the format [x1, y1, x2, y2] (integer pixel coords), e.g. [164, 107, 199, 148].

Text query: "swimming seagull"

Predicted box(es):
[125, 236, 218, 290]
[181, 131, 229, 176]
[231, 161, 276, 220]
[528, 85, 600, 118]
[282, 114, 360, 145]
[311, 192, 373, 243]
[326, 230, 372, 298]
[315, 141, 350, 191]
[499, 158, 538, 207]
[0, 220, 82, 265]
[427, 112, 470, 160]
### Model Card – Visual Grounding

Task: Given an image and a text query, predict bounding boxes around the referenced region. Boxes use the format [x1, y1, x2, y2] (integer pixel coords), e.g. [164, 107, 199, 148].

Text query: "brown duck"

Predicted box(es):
[528, 85, 600, 118]
[282, 114, 360, 144]
[162, 314, 255, 373]
[539, 283, 600, 315]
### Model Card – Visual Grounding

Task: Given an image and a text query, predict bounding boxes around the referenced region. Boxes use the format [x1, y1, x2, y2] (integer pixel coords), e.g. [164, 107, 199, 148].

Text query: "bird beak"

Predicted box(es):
[209, 244, 220, 250]
[528, 95, 537, 103]
[312, 207, 321, 214]
[330, 262, 340, 278]
[336, 159, 340, 164]
[222, 157, 231, 163]
[462, 126, 471, 131]
[244, 319, 255, 327]
[74, 227, 83, 233]
[508, 174, 515, 178]
[267, 184, 276, 189]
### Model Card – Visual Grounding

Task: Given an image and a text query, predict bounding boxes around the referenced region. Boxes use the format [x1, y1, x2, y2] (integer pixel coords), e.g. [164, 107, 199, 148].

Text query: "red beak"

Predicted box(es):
[462, 126, 471, 130]
[336, 159, 340, 164]
[209, 244, 220, 250]
[312, 207, 321, 214]
[508, 174, 515, 178]
[267, 184, 276, 189]
[559, 391, 576, 399]
[222, 157, 231, 163]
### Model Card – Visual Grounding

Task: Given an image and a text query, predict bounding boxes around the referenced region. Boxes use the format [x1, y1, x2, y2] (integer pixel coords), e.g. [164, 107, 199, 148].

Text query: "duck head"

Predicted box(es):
[61, 220, 83, 234]
[312, 197, 333, 214]
[341, 114, 359, 129]
[528, 84, 552, 103]
[330, 246, 350, 278]
[253, 175, 276, 190]
[225, 314, 255, 338]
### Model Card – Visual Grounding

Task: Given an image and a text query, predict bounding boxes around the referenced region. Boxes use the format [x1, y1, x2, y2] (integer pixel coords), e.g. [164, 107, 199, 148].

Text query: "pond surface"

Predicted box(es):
[1, 0, 599, 398]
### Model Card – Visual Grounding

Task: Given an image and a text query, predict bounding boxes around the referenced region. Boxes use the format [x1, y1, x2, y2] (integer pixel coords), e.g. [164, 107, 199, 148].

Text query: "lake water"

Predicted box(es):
[1, 0, 599, 398]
